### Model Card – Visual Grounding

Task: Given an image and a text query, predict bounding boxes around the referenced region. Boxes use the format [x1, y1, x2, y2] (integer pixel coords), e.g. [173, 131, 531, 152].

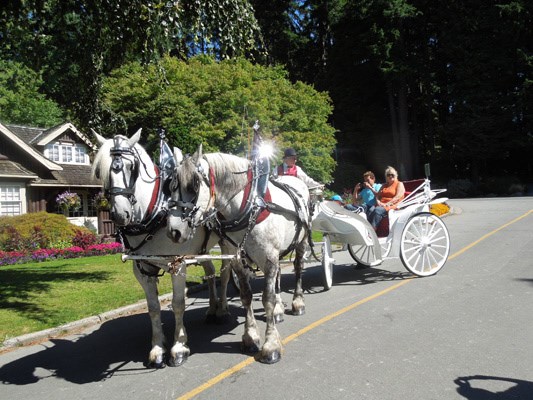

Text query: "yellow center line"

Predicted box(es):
[177, 209, 532, 400]
[447, 209, 532, 261]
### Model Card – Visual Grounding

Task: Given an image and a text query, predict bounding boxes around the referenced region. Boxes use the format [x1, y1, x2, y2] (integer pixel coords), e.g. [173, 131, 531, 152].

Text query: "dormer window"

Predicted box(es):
[45, 142, 89, 164]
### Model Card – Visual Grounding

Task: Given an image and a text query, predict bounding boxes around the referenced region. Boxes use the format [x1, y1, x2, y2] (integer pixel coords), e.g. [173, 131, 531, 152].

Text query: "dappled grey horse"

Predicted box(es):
[167, 145, 311, 364]
[91, 130, 232, 368]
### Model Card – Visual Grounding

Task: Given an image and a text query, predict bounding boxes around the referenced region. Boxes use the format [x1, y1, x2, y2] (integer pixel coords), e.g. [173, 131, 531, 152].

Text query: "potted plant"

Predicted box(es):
[93, 191, 110, 211]
[56, 191, 81, 214]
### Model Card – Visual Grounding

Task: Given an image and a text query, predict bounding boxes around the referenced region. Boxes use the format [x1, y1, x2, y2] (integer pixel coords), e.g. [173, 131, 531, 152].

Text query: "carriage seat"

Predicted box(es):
[375, 178, 426, 238]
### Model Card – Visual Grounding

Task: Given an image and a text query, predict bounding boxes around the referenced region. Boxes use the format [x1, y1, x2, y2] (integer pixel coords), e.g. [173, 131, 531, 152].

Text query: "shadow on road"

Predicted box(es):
[454, 375, 533, 399]
[0, 302, 243, 385]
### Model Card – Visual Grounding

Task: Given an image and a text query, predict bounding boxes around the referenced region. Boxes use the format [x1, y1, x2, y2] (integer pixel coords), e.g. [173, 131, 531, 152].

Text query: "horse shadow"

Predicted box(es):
[0, 301, 243, 385]
[454, 375, 533, 399]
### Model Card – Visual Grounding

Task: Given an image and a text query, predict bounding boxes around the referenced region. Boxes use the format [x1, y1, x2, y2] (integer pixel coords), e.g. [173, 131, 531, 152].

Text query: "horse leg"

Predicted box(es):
[132, 262, 166, 368]
[168, 270, 190, 367]
[216, 259, 231, 321]
[291, 241, 306, 316]
[200, 260, 219, 324]
[273, 268, 285, 323]
[260, 260, 283, 364]
[233, 261, 261, 353]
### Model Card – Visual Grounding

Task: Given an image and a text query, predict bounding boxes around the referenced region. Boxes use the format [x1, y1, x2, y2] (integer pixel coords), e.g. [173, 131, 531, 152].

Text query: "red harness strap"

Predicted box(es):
[240, 169, 271, 224]
[145, 165, 161, 217]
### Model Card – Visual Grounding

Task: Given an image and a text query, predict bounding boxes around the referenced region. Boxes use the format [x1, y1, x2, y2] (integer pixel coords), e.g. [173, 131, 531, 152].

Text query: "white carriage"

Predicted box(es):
[312, 173, 451, 291]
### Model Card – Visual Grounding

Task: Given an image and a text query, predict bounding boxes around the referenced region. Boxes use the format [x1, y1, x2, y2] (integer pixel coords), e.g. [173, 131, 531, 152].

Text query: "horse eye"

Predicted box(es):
[170, 177, 179, 192]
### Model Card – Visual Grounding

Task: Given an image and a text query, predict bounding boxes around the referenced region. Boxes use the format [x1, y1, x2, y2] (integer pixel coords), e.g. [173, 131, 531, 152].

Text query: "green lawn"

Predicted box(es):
[0, 254, 213, 342]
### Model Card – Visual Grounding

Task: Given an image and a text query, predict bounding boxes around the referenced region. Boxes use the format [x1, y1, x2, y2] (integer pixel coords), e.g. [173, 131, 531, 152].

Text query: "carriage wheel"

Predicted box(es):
[347, 225, 382, 268]
[348, 243, 376, 268]
[321, 234, 334, 290]
[400, 212, 450, 276]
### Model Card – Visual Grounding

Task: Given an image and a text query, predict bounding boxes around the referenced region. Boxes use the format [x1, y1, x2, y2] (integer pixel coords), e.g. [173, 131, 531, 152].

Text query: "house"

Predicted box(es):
[0, 121, 106, 232]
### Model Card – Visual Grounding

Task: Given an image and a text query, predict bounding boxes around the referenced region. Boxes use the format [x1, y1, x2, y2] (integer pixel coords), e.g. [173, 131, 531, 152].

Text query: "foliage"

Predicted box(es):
[0, 60, 64, 126]
[429, 203, 450, 217]
[72, 230, 99, 249]
[252, 0, 532, 185]
[0, 0, 263, 130]
[102, 55, 337, 182]
[92, 191, 110, 210]
[56, 191, 81, 211]
[0, 243, 123, 266]
[446, 179, 476, 199]
[0, 212, 93, 252]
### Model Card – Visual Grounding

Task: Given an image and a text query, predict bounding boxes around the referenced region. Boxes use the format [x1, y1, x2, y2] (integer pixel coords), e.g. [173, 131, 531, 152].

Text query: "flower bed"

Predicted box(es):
[429, 202, 450, 216]
[0, 242, 123, 266]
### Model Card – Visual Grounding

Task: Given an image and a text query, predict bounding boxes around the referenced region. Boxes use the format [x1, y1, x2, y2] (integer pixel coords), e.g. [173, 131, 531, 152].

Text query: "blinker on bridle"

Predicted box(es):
[107, 138, 140, 205]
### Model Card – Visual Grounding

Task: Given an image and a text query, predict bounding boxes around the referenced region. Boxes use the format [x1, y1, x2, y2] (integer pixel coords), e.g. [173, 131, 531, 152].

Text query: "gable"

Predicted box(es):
[36, 122, 95, 150]
[0, 122, 62, 171]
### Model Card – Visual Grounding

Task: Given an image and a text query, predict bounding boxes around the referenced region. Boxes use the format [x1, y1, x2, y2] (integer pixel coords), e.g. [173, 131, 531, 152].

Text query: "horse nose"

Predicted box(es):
[169, 229, 181, 242]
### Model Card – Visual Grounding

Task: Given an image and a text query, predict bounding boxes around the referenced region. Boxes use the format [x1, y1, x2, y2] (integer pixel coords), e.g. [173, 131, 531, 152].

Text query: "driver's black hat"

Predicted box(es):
[283, 148, 297, 158]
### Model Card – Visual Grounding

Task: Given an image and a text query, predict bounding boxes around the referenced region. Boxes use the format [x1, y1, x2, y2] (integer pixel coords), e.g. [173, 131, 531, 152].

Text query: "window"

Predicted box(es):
[74, 146, 86, 163]
[62, 146, 73, 163]
[45, 143, 89, 165]
[49, 144, 60, 162]
[0, 185, 22, 216]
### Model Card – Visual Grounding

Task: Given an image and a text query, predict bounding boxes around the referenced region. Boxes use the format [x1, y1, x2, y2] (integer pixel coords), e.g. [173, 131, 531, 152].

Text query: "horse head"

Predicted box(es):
[167, 144, 211, 243]
[91, 128, 147, 226]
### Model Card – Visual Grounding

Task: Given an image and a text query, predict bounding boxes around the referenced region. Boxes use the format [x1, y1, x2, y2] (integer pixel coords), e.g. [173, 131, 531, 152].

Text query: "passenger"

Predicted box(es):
[330, 194, 345, 205]
[345, 171, 382, 214]
[275, 147, 322, 188]
[367, 166, 405, 230]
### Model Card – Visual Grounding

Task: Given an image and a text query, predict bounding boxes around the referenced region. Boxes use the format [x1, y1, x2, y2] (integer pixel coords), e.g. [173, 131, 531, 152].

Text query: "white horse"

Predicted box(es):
[167, 145, 311, 364]
[91, 129, 232, 368]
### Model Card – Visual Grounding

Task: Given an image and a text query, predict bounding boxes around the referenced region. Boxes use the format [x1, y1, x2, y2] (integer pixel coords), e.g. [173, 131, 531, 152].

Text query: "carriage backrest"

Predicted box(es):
[402, 179, 426, 197]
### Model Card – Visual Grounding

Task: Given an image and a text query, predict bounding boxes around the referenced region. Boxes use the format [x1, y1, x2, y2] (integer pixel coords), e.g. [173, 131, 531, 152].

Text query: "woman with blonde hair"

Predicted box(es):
[367, 166, 405, 230]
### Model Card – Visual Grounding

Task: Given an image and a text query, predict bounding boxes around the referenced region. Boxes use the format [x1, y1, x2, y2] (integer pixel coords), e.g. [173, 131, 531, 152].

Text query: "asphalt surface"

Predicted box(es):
[1, 197, 532, 400]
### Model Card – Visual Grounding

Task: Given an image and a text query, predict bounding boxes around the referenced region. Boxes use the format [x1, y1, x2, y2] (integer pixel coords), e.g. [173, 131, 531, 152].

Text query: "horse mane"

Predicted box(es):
[204, 153, 250, 194]
[91, 135, 151, 189]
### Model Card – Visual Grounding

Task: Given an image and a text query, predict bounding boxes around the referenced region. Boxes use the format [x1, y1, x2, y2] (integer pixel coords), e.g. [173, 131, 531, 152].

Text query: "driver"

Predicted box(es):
[274, 148, 322, 188]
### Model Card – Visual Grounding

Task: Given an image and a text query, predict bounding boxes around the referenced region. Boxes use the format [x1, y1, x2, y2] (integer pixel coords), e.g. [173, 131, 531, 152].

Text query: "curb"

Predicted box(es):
[1, 282, 208, 353]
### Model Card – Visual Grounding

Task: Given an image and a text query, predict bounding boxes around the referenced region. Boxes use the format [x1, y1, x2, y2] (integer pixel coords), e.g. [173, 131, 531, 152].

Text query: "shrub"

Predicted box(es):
[446, 179, 475, 198]
[0, 212, 93, 251]
[478, 176, 523, 196]
[72, 230, 98, 249]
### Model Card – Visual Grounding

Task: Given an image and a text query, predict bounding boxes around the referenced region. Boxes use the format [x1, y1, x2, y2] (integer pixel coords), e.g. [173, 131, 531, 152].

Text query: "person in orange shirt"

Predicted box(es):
[367, 166, 405, 230]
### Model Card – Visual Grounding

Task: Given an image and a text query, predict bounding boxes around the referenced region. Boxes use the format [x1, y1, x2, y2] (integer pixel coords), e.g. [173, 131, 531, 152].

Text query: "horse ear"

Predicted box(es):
[192, 143, 203, 165]
[91, 128, 106, 146]
[173, 147, 184, 165]
[128, 128, 142, 147]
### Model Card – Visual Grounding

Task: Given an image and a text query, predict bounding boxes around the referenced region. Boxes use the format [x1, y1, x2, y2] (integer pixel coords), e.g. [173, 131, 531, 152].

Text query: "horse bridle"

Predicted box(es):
[168, 157, 208, 229]
[107, 137, 140, 206]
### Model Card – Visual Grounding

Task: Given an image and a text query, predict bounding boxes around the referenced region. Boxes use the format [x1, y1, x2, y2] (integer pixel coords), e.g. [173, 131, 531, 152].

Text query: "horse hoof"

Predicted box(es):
[259, 350, 281, 364]
[145, 360, 166, 369]
[292, 306, 305, 316]
[168, 355, 188, 367]
[241, 342, 260, 354]
[274, 314, 284, 324]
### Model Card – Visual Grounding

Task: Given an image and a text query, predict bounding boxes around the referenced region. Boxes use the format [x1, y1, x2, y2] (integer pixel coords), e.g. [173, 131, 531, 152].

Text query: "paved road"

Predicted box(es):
[1, 198, 532, 400]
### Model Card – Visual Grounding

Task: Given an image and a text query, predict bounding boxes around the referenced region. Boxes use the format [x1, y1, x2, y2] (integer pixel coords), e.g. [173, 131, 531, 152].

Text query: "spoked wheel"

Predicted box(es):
[321, 234, 334, 290]
[400, 212, 450, 276]
[347, 225, 382, 268]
